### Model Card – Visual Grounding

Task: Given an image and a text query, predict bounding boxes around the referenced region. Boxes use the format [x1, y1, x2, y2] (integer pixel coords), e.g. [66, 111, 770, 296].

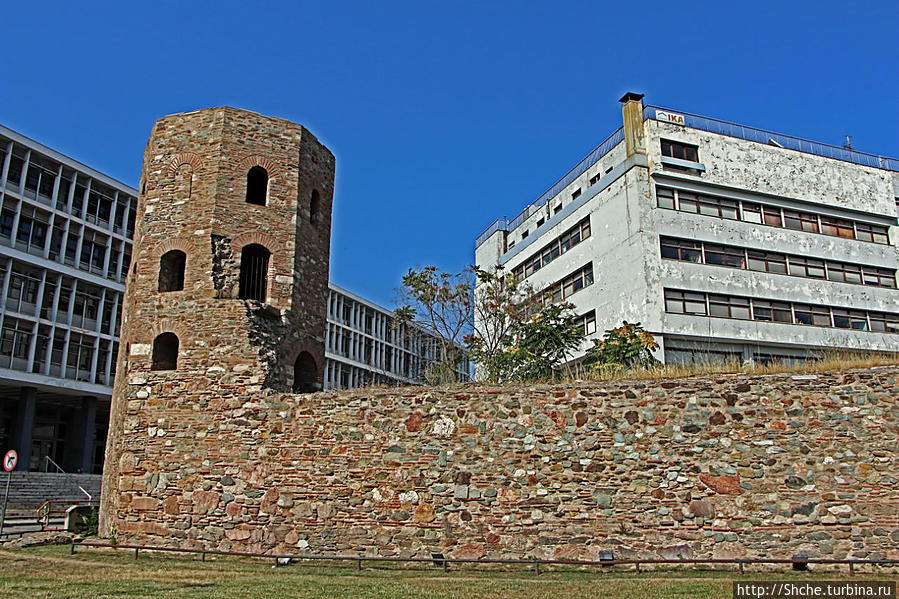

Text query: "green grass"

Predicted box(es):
[1, 545, 895, 599]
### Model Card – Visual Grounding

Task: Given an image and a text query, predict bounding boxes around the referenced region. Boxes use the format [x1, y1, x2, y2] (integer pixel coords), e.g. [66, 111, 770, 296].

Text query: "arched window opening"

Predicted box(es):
[293, 351, 318, 392]
[238, 244, 270, 302]
[151, 332, 179, 370]
[158, 250, 186, 292]
[245, 166, 268, 206]
[310, 189, 320, 225]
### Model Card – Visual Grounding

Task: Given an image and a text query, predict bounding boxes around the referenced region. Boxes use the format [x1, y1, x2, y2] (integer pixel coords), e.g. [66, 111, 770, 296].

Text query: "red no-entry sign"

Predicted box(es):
[3, 450, 17, 472]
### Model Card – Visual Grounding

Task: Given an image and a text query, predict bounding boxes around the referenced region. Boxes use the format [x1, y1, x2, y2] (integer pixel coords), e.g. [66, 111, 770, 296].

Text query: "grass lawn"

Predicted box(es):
[0, 544, 894, 599]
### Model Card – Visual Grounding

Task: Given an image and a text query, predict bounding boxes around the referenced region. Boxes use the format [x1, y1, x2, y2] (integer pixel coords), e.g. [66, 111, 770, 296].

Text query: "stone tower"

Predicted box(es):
[99, 107, 334, 536]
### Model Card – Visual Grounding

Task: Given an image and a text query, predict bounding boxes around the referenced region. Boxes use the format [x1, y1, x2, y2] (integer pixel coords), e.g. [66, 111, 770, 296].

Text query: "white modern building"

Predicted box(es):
[475, 94, 899, 365]
[0, 124, 135, 473]
[325, 284, 470, 389]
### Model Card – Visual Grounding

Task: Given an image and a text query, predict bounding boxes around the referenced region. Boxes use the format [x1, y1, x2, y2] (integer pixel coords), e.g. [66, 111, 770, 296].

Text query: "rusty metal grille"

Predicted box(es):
[238, 244, 270, 302]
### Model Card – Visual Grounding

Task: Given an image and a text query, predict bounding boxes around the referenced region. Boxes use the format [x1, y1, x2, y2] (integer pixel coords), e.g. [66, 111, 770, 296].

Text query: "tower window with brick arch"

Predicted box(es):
[151, 332, 178, 370]
[158, 250, 185, 292]
[245, 166, 268, 206]
[238, 244, 270, 302]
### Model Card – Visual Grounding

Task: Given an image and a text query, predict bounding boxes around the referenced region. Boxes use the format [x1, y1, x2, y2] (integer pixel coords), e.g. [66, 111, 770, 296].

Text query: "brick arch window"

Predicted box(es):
[246, 166, 268, 206]
[158, 250, 186, 292]
[310, 189, 320, 225]
[293, 351, 318, 392]
[151, 332, 179, 370]
[238, 243, 270, 302]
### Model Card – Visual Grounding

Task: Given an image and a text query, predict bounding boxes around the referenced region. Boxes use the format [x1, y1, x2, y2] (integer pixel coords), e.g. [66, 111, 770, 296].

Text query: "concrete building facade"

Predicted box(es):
[475, 94, 899, 365]
[0, 124, 136, 473]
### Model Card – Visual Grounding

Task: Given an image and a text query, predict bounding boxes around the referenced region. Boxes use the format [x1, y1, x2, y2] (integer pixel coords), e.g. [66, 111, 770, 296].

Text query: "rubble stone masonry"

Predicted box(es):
[102, 366, 899, 561]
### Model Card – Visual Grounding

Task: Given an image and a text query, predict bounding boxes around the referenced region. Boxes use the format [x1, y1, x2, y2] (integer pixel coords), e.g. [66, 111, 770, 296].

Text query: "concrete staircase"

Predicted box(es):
[1, 472, 102, 510]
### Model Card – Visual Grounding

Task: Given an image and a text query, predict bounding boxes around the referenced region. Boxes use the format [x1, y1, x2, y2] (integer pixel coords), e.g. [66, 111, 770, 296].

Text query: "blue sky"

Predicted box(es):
[2, 1, 897, 307]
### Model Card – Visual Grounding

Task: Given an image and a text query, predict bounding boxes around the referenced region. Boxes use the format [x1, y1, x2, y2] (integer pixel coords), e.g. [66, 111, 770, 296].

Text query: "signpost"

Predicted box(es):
[0, 450, 17, 538]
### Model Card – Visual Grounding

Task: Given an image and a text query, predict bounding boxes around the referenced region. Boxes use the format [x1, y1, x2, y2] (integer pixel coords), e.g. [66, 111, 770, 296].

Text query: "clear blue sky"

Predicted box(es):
[2, 1, 897, 308]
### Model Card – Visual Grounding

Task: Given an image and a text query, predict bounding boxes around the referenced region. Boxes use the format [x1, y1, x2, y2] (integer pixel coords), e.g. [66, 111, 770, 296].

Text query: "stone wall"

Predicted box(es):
[102, 366, 899, 561]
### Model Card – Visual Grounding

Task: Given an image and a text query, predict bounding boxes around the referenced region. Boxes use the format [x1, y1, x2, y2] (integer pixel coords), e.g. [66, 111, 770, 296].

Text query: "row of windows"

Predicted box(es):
[511, 218, 592, 281]
[1, 206, 131, 281]
[0, 259, 123, 337]
[656, 187, 891, 245]
[660, 237, 897, 288]
[664, 289, 899, 334]
[4, 147, 137, 236]
[538, 263, 594, 306]
[0, 316, 119, 384]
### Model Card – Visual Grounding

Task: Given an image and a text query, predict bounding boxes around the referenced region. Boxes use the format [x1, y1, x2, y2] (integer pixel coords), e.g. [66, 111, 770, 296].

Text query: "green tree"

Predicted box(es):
[466, 266, 537, 382]
[504, 302, 585, 382]
[395, 266, 473, 384]
[584, 321, 659, 371]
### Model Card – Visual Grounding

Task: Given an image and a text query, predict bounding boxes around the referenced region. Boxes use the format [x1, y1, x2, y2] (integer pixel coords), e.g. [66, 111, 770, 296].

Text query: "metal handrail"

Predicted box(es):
[36, 499, 99, 530]
[72, 541, 899, 576]
[45, 456, 93, 500]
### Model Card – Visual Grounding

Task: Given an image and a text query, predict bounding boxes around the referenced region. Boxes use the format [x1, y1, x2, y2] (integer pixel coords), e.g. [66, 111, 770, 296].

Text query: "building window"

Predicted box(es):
[752, 300, 792, 323]
[657, 188, 675, 210]
[660, 238, 701, 262]
[571, 188, 581, 200]
[703, 244, 745, 268]
[746, 250, 788, 274]
[708, 294, 751, 320]
[238, 244, 270, 302]
[661, 139, 699, 165]
[783, 210, 819, 233]
[245, 166, 268, 206]
[579, 310, 596, 335]
[788, 256, 826, 279]
[664, 290, 707, 315]
[151, 332, 179, 370]
[854, 222, 889, 244]
[310, 189, 320, 225]
[158, 250, 186, 292]
[293, 351, 318, 392]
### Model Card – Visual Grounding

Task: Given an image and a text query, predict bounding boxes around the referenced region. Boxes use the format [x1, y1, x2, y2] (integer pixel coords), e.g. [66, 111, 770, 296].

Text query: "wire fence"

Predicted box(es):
[71, 541, 899, 576]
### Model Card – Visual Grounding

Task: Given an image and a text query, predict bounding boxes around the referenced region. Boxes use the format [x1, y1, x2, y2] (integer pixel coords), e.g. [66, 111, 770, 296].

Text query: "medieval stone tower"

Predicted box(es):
[99, 107, 334, 536]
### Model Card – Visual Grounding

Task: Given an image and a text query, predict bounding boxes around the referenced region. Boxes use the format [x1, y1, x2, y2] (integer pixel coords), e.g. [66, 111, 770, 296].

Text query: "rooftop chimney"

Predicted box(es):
[619, 92, 646, 158]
